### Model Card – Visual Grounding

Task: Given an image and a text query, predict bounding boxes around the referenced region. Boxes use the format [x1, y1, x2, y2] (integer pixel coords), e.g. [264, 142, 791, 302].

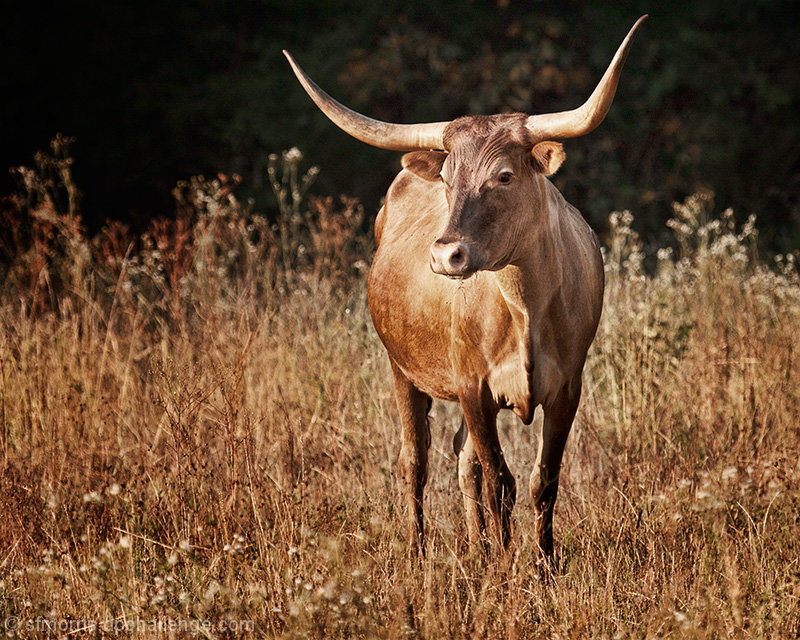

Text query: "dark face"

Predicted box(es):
[402, 118, 565, 279]
[431, 137, 533, 277]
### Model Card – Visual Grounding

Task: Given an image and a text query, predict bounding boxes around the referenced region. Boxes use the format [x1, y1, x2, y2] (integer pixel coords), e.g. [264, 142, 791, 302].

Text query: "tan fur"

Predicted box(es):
[531, 141, 566, 176]
[368, 115, 604, 556]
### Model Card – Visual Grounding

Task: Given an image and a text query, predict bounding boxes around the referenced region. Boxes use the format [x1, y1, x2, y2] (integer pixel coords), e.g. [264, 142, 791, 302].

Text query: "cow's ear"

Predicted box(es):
[402, 151, 448, 182]
[530, 141, 565, 176]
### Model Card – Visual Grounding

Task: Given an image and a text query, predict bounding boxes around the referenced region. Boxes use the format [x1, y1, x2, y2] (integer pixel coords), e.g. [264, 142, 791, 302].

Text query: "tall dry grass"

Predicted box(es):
[0, 142, 798, 638]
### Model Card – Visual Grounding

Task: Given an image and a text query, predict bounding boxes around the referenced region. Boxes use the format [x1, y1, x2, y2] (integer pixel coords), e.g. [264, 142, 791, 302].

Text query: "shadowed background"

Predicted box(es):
[1, 2, 800, 636]
[2, 0, 798, 249]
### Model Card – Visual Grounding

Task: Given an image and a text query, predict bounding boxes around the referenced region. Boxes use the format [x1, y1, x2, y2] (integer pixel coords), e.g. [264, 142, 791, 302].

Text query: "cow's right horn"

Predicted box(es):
[525, 15, 647, 140]
[284, 51, 449, 152]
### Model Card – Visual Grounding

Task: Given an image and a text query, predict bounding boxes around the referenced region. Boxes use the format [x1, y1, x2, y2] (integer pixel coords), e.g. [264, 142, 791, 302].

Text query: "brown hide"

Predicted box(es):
[366, 115, 604, 554]
[370, 119, 604, 420]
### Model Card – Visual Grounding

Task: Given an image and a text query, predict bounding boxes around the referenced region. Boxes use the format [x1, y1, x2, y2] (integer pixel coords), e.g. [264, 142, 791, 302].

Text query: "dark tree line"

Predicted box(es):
[2, 0, 798, 249]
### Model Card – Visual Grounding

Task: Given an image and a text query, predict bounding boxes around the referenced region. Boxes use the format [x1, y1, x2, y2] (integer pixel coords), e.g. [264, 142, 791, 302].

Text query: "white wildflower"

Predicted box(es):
[722, 467, 738, 482]
[284, 147, 303, 163]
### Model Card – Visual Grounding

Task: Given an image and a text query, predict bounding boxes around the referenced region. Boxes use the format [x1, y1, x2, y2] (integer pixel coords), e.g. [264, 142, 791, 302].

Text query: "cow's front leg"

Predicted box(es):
[460, 383, 516, 549]
[530, 378, 581, 562]
[453, 418, 486, 551]
[391, 363, 432, 555]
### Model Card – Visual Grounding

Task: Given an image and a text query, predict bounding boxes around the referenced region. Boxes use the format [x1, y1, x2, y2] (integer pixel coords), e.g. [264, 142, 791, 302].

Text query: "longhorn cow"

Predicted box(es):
[284, 15, 646, 558]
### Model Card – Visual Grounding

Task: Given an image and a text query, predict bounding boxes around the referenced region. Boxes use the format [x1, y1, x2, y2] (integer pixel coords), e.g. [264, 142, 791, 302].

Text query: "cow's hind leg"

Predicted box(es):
[453, 417, 486, 550]
[391, 363, 432, 554]
[460, 384, 516, 549]
[530, 378, 582, 561]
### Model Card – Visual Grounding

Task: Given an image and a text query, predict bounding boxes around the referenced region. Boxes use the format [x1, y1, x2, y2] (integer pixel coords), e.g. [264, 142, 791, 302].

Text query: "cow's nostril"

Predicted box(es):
[448, 247, 466, 270]
[430, 240, 472, 276]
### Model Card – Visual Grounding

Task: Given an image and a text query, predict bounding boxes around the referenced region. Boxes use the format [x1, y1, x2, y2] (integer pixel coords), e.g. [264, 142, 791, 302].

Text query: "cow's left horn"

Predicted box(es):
[284, 50, 448, 151]
[525, 15, 647, 140]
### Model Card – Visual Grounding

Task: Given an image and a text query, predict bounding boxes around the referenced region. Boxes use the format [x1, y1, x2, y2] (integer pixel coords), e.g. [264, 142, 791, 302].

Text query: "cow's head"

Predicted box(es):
[284, 15, 646, 278]
[401, 116, 566, 277]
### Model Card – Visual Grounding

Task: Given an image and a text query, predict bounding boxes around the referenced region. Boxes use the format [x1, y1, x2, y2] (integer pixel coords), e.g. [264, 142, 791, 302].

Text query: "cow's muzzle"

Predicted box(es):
[430, 240, 477, 278]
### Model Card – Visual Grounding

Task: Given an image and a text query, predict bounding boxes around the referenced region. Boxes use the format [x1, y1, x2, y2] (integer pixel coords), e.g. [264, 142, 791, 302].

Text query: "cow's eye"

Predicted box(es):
[497, 171, 513, 185]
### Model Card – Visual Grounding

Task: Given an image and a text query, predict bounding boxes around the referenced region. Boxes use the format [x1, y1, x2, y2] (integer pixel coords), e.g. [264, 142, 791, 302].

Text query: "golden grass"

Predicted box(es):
[0, 148, 798, 638]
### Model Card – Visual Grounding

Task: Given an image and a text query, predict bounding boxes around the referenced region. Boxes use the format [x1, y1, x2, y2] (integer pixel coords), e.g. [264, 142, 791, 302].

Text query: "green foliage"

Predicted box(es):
[3, 0, 798, 250]
[311, 0, 799, 248]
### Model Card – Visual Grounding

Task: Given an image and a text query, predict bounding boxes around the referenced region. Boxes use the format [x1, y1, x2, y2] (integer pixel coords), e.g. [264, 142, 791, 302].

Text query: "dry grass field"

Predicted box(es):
[1, 143, 799, 638]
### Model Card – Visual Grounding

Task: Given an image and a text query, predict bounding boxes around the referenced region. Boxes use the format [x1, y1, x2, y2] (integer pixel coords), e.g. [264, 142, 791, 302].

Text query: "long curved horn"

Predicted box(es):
[526, 15, 647, 140]
[283, 50, 449, 151]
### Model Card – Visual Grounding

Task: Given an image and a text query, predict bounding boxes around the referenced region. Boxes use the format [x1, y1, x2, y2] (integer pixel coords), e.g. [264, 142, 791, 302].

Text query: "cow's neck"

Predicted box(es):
[495, 178, 565, 325]
[493, 178, 566, 385]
